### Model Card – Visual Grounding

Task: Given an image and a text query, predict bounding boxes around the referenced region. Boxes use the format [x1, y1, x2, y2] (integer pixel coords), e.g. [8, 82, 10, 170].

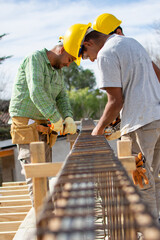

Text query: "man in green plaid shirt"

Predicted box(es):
[9, 42, 77, 202]
[9, 22, 91, 203]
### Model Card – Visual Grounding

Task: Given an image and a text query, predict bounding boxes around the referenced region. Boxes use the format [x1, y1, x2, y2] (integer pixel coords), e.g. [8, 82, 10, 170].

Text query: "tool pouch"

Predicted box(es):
[10, 122, 39, 144]
[49, 132, 58, 148]
[36, 124, 58, 148]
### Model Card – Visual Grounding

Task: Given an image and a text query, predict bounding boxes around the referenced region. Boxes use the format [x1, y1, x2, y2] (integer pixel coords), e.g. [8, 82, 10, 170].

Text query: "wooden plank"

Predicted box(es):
[24, 162, 63, 178]
[0, 212, 28, 222]
[0, 199, 32, 207]
[0, 205, 32, 213]
[0, 221, 22, 231]
[117, 140, 132, 157]
[0, 195, 30, 201]
[0, 149, 14, 158]
[13, 208, 36, 240]
[119, 156, 136, 171]
[0, 189, 29, 196]
[2, 181, 27, 187]
[30, 142, 48, 214]
[117, 140, 136, 171]
[0, 231, 16, 240]
[0, 185, 28, 191]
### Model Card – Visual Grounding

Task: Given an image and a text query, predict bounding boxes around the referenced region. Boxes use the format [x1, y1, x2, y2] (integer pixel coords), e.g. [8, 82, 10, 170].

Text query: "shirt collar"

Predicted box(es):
[42, 48, 51, 65]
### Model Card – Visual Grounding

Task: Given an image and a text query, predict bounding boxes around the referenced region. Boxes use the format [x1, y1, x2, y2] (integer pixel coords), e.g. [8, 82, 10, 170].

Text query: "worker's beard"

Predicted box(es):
[53, 64, 61, 69]
[52, 58, 62, 69]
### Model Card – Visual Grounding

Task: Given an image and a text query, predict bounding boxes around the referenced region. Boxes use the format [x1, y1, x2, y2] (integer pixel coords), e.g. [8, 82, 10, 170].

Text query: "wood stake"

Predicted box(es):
[30, 142, 47, 215]
[117, 140, 136, 171]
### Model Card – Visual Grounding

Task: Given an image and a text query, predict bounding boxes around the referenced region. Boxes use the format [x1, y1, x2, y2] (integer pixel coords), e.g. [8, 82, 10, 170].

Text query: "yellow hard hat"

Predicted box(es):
[62, 23, 92, 65]
[93, 13, 122, 35]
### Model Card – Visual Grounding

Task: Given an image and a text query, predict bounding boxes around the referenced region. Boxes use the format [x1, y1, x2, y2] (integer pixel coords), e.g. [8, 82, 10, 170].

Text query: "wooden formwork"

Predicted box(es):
[33, 119, 160, 240]
[0, 181, 32, 240]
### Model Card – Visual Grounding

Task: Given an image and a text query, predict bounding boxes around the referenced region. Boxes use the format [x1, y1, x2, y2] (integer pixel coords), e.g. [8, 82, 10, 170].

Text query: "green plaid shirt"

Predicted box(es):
[9, 48, 73, 123]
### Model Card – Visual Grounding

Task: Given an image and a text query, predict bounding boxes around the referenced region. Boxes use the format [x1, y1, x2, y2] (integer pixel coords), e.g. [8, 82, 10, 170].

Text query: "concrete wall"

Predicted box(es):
[52, 136, 70, 163]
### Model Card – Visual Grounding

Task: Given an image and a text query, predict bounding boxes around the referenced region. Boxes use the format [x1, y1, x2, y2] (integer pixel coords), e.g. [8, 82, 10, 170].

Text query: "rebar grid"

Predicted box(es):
[36, 119, 160, 240]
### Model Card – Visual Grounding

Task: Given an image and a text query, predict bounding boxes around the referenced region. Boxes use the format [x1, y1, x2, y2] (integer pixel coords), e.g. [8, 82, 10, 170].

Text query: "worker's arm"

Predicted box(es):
[92, 87, 123, 135]
[152, 61, 160, 83]
[56, 84, 73, 120]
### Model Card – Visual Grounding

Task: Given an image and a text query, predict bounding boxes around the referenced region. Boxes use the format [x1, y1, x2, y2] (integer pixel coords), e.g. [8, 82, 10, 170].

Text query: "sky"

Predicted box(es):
[0, 0, 160, 99]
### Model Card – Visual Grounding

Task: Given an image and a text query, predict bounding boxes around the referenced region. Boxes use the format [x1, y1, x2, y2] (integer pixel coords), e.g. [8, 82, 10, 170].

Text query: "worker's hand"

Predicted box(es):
[132, 152, 149, 189]
[91, 125, 104, 135]
[63, 117, 77, 135]
[50, 118, 63, 134]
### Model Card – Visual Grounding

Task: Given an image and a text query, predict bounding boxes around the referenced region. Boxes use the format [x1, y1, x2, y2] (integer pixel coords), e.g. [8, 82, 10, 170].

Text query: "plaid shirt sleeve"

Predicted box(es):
[25, 54, 61, 122]
[56, 80, 73, 120]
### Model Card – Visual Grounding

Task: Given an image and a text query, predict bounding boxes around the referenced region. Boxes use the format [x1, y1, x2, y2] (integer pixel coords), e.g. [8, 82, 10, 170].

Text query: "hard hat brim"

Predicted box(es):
[75, 57, 81, 66]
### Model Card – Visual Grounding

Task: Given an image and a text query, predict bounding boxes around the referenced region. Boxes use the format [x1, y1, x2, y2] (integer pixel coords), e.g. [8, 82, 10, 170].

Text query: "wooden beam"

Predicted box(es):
[2, 181, 27, 187]
[117, 140, 136, 171]
[0, 221, 22, 232]
[0, 205, 32, 213]
[0, 231, 16, 240]
[0, 186, 28, 191]
[117, 140, 132, 157]
[118, 156, 136, 171]
[0, 195, 30, 201]
[0, 189, 29, 196]
[30, 142, 48, 214]
[0, 149, 14, 158]
[24, 162, 63, 178]
[0, 199, 32, 207]
[0, 212, 28, 222]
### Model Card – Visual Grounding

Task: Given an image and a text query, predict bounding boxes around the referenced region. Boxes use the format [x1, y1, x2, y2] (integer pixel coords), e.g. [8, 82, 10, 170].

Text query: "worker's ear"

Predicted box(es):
[59, 46, 65, 54]
[83, 40, 94, 47]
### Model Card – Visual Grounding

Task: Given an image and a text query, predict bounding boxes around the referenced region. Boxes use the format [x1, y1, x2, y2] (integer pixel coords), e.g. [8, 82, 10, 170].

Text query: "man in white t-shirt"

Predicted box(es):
[79, 29, 160, 221]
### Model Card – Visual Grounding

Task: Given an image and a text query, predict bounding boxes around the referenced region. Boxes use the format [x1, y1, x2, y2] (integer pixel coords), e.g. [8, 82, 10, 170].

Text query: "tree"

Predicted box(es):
[147, 21, 160, 67]
[0, 34, 12, 64]
[63, 62, 96, 91]
[0, 33, 12, 140]
[68, 88, 107, 120]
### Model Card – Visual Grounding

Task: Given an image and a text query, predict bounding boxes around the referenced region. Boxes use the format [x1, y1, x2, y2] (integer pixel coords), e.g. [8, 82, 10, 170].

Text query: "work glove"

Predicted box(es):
[132, 152, 149, 188]
[105, 116, 121, 140]
[50, 118, 63, 135]
[63, 117, 77, 135]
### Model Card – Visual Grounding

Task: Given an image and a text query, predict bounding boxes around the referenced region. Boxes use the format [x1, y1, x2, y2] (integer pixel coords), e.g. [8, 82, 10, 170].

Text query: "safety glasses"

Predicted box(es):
[78, 45, 89, 60]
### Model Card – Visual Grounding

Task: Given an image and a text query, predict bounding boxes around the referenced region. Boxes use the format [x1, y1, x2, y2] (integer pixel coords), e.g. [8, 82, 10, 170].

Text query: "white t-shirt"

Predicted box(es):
[97, 34, 160, 135]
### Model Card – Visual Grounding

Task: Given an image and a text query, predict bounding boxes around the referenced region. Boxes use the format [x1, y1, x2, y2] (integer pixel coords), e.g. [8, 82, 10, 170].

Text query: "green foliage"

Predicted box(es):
[68, 88, 107, 120]
[63, 62, 96, 91]
[0, 126, 11, 140]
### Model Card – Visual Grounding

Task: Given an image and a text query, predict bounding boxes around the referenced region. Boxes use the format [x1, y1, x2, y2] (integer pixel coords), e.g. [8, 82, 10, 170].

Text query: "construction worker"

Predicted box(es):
[93, 13, 160, 141]
[9, 22, 91, 203]
[77, 15, 160, 223]
[93, 13, 160, 82]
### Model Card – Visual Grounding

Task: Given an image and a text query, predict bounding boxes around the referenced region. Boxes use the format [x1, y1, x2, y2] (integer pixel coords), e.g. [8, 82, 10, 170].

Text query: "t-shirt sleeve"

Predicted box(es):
[97, 55, 122, 88]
